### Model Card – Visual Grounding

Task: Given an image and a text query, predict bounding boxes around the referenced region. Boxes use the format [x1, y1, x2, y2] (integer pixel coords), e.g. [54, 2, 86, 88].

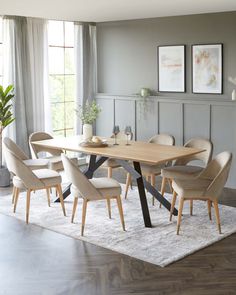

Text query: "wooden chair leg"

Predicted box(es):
[56, 185, 66, 216]
[177, 197, 184, 235]
[46, 188, 51, 207]
[12, 186, 16, 204]
[81, 199, 88, 236]
[71, 197, 79, 223]
[167, 178, 173, 193]
[160, 177, 167, 208]
[170, 190, 177, 221]
[107, 198, 111, 219]
[151, 174, 156, 206]
[124, 173, 131, 199]
[26, 189, 31, 224]
[13, 188, 20, 213]
[190, 200, 193, 216]
[207, 200, 212, 220]
[213, 200, 222, 234]
[108, 167, 112, 178]
[116, 195, 125, 231]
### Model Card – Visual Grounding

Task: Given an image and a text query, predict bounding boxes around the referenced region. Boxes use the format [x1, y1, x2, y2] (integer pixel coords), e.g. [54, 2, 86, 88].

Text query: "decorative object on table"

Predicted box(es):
[112, 125, 120, 145]
[158, 45, 186, 92]
[125, 126, 132, 145]
[140, 87, 151, 98]
[232, 89, 236, 101]
[0, 85, 15, 187]
[76, 100, 101, 141]
[79, 136, 108, 148]
[192, 44, 223, 94]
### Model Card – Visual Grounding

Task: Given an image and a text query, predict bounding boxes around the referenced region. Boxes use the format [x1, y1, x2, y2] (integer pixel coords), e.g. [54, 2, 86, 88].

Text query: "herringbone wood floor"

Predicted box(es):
[0, 168, 236, 295]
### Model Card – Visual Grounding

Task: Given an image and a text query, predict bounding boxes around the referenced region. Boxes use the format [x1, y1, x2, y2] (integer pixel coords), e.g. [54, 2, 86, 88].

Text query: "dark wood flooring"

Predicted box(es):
[0, 168, 236, 294]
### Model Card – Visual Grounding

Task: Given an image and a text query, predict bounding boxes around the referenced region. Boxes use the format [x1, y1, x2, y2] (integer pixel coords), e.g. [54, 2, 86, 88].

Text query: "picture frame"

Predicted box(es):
[158, 45, 186, 93]
[192, 44, 223, 94]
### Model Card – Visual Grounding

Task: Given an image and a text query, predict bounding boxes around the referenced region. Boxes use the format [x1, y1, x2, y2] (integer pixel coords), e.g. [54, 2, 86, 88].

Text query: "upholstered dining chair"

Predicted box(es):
[161, 138, 213, 213]
[3, 137, 49, 204]
[61, 154, 125, 236]
[102, 131, 133, 178]
[3, 138, 66, 224]
[170, 151, 232, 235]
[124, 133, 175, 205]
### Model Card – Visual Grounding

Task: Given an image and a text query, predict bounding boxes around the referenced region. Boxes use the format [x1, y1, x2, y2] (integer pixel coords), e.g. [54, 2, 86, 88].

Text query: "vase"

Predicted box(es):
[83, 124, 93, 141]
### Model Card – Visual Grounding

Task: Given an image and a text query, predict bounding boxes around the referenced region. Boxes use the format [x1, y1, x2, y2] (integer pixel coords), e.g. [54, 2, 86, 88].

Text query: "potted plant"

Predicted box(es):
[0, 85, 15, 187]
[76, 100, 101, 141]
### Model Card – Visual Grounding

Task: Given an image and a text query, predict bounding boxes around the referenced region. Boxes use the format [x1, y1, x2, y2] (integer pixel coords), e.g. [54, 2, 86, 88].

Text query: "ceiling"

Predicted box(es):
[1, 0, 236, 22]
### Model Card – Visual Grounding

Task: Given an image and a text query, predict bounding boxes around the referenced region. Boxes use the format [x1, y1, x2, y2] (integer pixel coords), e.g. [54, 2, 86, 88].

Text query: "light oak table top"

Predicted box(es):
[32, 136, 205, 165]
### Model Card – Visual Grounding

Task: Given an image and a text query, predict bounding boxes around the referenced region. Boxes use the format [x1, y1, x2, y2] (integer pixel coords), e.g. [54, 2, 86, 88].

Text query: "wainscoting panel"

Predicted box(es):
[159, 102, 183, 145]
[211, 105, 236, 186]
[96, 94, 236, 187]
[136, 99, 158, 141]
[115, 99, 136, 138]
[183, 103, 210, 142]
[96, 97, 114, 137]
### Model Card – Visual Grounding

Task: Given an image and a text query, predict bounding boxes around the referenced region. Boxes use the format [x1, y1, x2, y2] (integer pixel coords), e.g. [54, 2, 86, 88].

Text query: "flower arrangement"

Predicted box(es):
[76, 100, 101, 125]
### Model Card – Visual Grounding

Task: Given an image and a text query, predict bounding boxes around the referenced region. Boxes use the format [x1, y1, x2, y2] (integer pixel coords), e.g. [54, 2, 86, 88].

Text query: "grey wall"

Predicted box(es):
[97, 11, 236, 99]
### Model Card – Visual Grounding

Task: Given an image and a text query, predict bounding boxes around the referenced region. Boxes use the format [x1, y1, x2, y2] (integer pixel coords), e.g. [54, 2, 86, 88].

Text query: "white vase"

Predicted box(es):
[83, 124, 93, 141]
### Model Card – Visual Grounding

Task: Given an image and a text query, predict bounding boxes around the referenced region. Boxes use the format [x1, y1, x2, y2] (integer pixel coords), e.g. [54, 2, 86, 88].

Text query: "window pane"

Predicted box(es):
[53, 130, 65, 137]
[48, 20, 64, 46]
[65, 102, 75, 129]
[65, 22, 74, 47]
[65, 129, 74, 137]
[49, 75, 64, 102]
[0, 45, 3, 76]
[65, 48, 75, 74]
[65, 75, 75, 101]
[49, 47, 64, 74]
[0, 17, 2, 42]
[51, 103, 65, 131]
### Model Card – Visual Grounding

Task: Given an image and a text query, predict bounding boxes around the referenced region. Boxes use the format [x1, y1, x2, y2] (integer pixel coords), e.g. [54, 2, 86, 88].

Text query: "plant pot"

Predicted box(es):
[0, 166, 10, 187]
[83, 124, 93, 141]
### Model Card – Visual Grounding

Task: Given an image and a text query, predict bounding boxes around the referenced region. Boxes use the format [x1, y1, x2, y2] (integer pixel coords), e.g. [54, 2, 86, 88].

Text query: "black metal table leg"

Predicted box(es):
[133, 161, 152, 228]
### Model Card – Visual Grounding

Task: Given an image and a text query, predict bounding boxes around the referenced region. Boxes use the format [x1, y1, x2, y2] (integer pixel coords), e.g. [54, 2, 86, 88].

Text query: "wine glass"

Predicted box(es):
[112, 125, 120, 145]
[125, 126, 132, 145]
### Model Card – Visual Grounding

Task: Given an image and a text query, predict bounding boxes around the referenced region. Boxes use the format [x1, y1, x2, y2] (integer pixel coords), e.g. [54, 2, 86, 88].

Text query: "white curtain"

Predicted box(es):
[74, 22, 97, 134]
[3, 16, 50, 154]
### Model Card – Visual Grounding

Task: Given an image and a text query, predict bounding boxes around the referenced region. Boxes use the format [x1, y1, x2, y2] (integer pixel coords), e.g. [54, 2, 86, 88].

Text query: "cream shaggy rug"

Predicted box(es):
[0, 183, 236, 267]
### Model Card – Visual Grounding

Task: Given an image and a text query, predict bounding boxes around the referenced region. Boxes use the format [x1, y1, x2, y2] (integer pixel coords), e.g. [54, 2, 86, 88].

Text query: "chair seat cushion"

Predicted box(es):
[102, 158, 120, 169]
[47, 156, 78, 171]
[71, 177, 121, 198]
[141, 163, 165, 175]
[172, 178, 212, 198]
[23, 159, 49, 170]
[13, 169, 61, 189]
[161, 165, 203, 179]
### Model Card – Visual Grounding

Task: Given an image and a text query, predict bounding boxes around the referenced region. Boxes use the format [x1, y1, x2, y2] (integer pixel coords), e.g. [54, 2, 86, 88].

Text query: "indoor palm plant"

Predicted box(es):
[0, 85, 15, 186]
[76, 100, 101, 141]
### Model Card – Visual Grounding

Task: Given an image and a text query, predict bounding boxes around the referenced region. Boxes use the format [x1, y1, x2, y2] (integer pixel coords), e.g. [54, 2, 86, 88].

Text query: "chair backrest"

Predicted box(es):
[175, 138, 213, 166]
[61, 154, 102, 200]
[29, 132, 63, 158]
[3, 138, 43, 189]
[148, 134, 175, 146]
[200, 151, 232, 199]
[3, 137, 28, 161]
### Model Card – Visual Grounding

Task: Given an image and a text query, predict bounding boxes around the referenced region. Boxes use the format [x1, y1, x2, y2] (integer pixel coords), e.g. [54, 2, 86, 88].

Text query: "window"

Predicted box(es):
[0, 17, 3, 85]
[48, 20, 75, 137]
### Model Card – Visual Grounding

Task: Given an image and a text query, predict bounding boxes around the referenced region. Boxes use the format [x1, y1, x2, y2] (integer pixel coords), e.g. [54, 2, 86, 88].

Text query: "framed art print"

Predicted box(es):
[192, 44, 223, 94]
[158, 45, 186, 92]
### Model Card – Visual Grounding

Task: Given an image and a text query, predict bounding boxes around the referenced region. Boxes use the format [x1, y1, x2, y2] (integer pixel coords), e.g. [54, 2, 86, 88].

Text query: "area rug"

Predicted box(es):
[0, 183, 236, 267]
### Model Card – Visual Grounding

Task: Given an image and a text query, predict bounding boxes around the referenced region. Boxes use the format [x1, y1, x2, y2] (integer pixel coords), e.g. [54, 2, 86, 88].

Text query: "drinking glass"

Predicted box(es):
[125, 126, 132, 145]
[112, 125, 120, 145]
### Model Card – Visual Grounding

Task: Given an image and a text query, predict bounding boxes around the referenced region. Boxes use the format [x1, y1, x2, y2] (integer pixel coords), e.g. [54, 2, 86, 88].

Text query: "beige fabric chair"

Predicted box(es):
[61, 154, 125, 236]
[171, 151, 232, 235]
[3, 138, 66, 224]
[161, 138, 213, 213]
[102, 131, 133, 177]
[124, 133, 175, 204]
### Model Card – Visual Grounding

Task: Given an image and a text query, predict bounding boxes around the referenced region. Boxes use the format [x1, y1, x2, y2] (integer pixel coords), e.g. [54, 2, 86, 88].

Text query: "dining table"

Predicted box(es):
[32, 136, 205, 228]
